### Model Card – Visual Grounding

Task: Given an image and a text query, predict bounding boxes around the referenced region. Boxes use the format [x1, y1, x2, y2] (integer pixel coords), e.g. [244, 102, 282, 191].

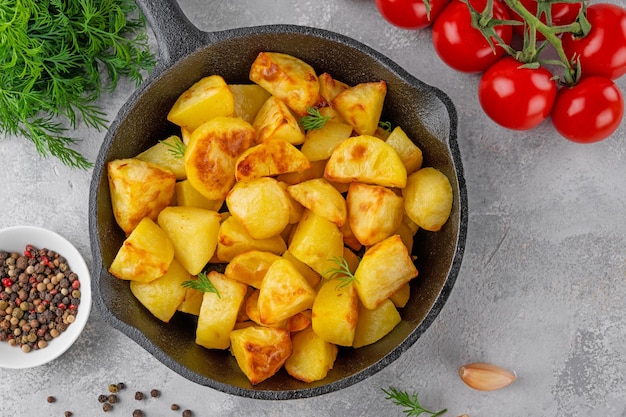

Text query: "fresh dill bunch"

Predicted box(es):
[301, 106, 331, 131]
[382, 387, 447, 417]
[159, 138, 187, 159]
[182, 271, 221, 298]
[0, 0, 156, 169]
[322, 256, 359, 289]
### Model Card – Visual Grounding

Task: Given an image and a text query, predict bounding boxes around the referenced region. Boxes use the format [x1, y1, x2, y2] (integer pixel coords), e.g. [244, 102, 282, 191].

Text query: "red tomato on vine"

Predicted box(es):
[374, 0, 451, 29]
[562, 3, 626, 80]
[432, 0, 513, 73]
[551, 76, 624, 143]
[478, 57, 557, 130]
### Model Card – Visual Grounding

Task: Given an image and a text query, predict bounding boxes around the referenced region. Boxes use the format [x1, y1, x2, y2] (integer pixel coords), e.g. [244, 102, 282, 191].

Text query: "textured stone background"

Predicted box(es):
[1, 0, 626, 416]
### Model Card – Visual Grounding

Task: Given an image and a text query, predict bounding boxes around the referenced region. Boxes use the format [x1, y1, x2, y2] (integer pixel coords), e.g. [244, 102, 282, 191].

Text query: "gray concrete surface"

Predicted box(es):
[1, 0, 626, 416]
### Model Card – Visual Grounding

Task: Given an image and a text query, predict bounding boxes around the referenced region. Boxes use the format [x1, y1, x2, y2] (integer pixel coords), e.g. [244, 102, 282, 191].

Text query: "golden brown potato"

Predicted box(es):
[109, 217, 174, 282]
[285, 327, 338, 383]
[301, 120, 353, 162]
[167, 75, 235, 132]
[346, 182, 404, 246]
[224, 250, 281, 289]
[235, 139, 311, 182]
[177, 285, 204, 316]
[135, 135, 187, 180]
[195, 271, 248, 350]
[352, 298, 401, 348]
[276, 159, 327, 185]
[403, 167, 453, 232]
[157, 206, 221, 275]
[130, 258, 189, 322]
[389, 282, 410, 308]
[384, 126, 423, 175]
[108, 158, 176, 235]
[229, 325, 292, 385]
[184, 116, 255, 201]
[311, 280, 358, 346]
[355, 234, 418, 309]
[318, 72, 349, 103]
[257, 258, 317, 324]
[230, 84, 272, 124]
[216, 216, 287, 262]
[174, 180, 224, 212]
[281, 250, 321, 288]
[288, 209, 344, 276]
[324, 135, 407, 188]
[287, 178, 347, 227]
[249, 52, 322, 116]
[332, 81, 386, 136]
[252, 96, 305, 145]
[287, 311, 312, 333]
[226, 177, 290, 240]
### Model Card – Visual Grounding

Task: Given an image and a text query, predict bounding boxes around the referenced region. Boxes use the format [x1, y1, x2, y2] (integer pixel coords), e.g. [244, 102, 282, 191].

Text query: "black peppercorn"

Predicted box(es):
[182, 410, 193, 417]
[171, 403, 180, 410]
[102, 402, 113, 412]
[47, 395, 56, 403]
[98, 394, 108, 403]
[108, 394, 118, 404]
[133, 410, 144, 417]
[135, 391, 144, 400]
[150, 388, 160, 398]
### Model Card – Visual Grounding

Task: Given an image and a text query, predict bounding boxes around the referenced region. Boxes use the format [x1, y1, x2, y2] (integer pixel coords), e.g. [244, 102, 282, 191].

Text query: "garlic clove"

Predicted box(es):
[458, 362, 517, 391]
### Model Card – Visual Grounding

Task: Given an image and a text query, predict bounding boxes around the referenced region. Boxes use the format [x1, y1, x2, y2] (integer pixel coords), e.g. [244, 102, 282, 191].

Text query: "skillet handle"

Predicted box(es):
[135, 0, 213, 68]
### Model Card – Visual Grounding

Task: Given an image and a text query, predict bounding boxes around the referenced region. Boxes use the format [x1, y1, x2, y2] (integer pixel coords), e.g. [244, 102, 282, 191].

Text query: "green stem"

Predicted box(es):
[503, 0, 580, 84]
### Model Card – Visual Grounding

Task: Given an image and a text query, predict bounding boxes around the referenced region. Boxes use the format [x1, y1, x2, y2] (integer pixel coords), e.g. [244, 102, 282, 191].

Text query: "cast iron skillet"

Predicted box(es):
[88, 0, 468, 400]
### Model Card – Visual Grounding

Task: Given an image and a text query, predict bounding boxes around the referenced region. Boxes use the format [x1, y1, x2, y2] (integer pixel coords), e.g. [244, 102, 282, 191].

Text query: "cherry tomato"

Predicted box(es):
[551, 76, 624, 143]
[508, 0, 581, 40]
[374, 0, 450, 29]
[478, 57, 557, 130]
[432, 0, 513, 73]
[562, 3, 626, 80]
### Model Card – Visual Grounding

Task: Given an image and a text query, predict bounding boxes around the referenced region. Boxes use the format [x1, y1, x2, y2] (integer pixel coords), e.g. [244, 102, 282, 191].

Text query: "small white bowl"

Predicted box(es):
[0, 226, 91, 369]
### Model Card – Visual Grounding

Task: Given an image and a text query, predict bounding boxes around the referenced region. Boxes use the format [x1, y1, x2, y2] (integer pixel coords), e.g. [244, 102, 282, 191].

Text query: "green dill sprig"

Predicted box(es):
[0, 0, 156, 168]
[301, 106, 331, 131]
[159, 138, 187, 159]
[322, 256, 359, 289]
[382, 387, 447, 417]
[182, 272, 221, 298]
[379, 120, 393, 133]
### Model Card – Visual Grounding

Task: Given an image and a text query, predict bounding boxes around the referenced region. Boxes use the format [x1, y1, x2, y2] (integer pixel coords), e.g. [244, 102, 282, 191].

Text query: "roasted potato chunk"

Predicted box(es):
[312, 280, 359, 346]
[287, 178, 347, 227]
[249, 52, 321, 116]
[318, 72, 349, 103]
[130, 258, 190, 323]
[384, 126, 423, 175]
[235, 139, 310, 182]
[174, 180, 224, 212]
[157, 206, 221, 275]
[301, 120, 353, 162]
[230, 83, 272, 124]
[177, 285, 204, 316]
[324, 135, 407, 188]
[285, 327, 338, 383]
[257, 259, 317, 324]
[347, 182, 404, 246]
[226, 177, 290, 239]
[167, 75, 235, 132]
[288, 210, 344, 276]
[281, 250, 321, 288]
[355, 234, 418, 309]
[353, 298, 401, 348]
[108, 158, 176, 236]
[332, 81, 386, 136]
[224, 250, 281, 289]
[195, 271, 248, 350]
[109, 217, 174, 282]
[252, 96, 305, 145]
[230, 326, 292, 385]
[184, 116, 255, 201]
[135, 135, 187, 180]
[217, 216, 287, 262]
[403, 167, 453, 232]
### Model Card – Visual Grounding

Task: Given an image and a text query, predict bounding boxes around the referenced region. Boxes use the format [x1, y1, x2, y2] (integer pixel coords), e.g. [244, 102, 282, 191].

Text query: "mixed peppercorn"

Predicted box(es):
[0, 245, 81, 352]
